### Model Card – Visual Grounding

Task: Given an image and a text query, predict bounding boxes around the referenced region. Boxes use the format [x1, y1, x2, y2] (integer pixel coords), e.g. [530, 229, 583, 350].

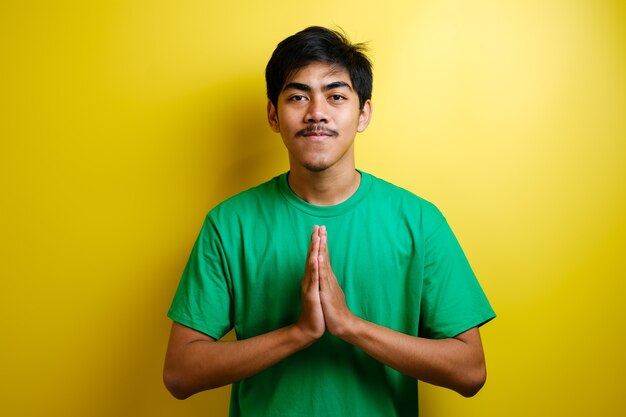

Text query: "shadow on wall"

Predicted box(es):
[179, 75, 285, 414]
[67, 74, 285, 417]
[155, 75, 286, 413]
[206, 75, 288, 203]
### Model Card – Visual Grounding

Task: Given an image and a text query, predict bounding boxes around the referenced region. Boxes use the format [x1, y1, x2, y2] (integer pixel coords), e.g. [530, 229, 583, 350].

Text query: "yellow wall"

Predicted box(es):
[2, 1, 625, 415]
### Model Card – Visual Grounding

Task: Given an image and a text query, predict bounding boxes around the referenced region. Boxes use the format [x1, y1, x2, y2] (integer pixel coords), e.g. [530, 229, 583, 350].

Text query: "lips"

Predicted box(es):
[303, 131, 332, 137]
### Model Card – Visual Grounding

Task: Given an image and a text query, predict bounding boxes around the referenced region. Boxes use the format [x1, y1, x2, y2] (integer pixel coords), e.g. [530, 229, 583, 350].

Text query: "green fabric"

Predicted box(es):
[168, 171, 495, 417]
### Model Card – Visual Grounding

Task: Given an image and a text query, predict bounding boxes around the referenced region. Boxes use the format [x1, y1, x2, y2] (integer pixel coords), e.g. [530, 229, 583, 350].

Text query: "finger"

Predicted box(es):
[306, 226, 321, 290]
[318, 225, 332, 274]
[306, 225, 320, 262]
[309, 225, 319, 249]
[311, 232, 320, 273]
[322, 226, 331, 258]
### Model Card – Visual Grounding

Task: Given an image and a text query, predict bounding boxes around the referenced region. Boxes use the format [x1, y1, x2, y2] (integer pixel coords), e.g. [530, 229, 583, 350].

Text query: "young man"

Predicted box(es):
[164, 26, 495, 416]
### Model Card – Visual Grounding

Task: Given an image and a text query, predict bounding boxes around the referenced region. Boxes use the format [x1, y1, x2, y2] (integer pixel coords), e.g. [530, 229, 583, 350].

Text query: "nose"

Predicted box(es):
[304, 97, 329, 124]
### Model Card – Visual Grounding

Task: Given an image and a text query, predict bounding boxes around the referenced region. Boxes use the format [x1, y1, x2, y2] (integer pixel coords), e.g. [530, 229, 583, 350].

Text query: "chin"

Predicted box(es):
[303, 161, 332, 172]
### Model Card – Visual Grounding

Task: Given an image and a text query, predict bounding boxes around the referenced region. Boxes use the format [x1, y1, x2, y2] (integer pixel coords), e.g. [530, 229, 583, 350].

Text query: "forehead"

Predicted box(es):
[284, 62, 352, 87]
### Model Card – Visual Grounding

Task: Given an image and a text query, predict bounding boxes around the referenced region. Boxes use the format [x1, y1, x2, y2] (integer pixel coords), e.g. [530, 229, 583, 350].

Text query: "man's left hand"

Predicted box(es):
[317, 225, 357, 337]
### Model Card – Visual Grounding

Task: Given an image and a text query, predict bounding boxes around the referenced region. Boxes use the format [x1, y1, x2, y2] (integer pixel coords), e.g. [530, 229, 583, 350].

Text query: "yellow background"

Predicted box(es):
[2, 1, 625, 415]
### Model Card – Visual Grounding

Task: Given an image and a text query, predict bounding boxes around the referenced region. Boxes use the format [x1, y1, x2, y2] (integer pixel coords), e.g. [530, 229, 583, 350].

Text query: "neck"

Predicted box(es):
[287, 166, 361, 206]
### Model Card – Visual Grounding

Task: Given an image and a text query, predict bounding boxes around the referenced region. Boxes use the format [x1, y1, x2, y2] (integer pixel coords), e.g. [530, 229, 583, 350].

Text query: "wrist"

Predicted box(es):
[331, 311, 361, 340]
[290, 323, 321, 349]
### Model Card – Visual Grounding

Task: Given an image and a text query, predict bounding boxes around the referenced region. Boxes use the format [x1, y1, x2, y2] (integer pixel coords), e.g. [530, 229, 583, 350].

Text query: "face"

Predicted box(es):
[267, 62, 372, 174]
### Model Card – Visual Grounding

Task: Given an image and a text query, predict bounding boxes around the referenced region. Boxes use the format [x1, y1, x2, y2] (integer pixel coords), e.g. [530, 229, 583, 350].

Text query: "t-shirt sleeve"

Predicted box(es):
[419, 216, 495, 339]
[167, 215, 233, 340]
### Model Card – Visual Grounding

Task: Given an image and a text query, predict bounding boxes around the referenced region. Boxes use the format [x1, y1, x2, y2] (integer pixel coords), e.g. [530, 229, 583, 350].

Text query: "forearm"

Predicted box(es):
[164, 322, 313, 399]
[338, 319, 486, 397]
[165, 227, 328, 400]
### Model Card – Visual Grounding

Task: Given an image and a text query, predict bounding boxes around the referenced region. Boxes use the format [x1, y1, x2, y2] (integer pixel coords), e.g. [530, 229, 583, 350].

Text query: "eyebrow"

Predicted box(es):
[282, 81, 353, 92]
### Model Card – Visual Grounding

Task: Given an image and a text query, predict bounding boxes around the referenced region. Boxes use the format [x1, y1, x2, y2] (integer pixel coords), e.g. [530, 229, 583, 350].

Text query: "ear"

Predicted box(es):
[357, 100, 372, 133]
[267, 100, 280, 133]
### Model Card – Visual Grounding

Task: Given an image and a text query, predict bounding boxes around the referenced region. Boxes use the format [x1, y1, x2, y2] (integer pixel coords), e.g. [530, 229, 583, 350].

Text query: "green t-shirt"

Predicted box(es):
[168, 171, 495, 417]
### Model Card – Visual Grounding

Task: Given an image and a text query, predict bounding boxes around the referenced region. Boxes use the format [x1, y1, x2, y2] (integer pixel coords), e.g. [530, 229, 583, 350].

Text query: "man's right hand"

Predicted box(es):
[295, 225, 326, 344]
[164, 225, 328, 399]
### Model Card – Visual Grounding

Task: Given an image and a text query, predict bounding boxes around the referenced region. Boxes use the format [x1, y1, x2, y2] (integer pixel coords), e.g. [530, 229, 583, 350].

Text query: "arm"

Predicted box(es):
[164, 321, 312, 399]
[332, 320, 486, 397]
[316, 226, 487, 397]
[163, 226, 326, 399]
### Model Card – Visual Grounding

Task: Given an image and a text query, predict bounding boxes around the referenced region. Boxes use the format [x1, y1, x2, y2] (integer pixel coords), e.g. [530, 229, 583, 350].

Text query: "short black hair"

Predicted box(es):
[265, 26, 372, 109]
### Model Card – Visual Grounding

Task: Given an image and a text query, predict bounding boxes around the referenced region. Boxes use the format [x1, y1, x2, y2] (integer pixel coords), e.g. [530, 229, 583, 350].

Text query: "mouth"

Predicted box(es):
[303, 132, 332, 138]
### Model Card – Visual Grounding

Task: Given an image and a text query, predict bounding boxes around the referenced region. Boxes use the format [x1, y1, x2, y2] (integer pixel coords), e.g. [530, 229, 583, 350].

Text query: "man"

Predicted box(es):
[164, 26, 495, 416]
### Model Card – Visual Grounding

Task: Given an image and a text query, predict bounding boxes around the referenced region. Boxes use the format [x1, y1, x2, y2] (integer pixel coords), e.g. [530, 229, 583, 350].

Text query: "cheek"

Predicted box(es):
[339, 113, 361, 130]
[277, 110, 295, 127]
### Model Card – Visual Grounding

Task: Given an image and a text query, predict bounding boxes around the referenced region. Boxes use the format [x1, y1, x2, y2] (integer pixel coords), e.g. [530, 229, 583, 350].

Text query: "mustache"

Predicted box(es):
[296, 124, 339, 137]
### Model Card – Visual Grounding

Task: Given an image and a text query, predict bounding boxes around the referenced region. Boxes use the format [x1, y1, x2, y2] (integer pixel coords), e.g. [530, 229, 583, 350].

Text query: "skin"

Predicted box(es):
[163, 62, 487, 400]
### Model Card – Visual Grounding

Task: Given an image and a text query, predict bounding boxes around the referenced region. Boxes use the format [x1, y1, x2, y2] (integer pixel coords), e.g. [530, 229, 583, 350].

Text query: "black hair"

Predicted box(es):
[265, 26, 372, 109]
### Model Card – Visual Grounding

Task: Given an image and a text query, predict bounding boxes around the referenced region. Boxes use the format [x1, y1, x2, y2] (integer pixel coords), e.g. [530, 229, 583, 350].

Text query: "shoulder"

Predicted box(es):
[207, 174, 284, 224]
[364, 172, 447, 234]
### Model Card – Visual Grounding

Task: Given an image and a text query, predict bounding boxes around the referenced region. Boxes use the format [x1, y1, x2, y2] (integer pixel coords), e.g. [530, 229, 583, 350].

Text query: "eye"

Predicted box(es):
[329, 94, 346, 101]
[288, 94, 308, 102]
